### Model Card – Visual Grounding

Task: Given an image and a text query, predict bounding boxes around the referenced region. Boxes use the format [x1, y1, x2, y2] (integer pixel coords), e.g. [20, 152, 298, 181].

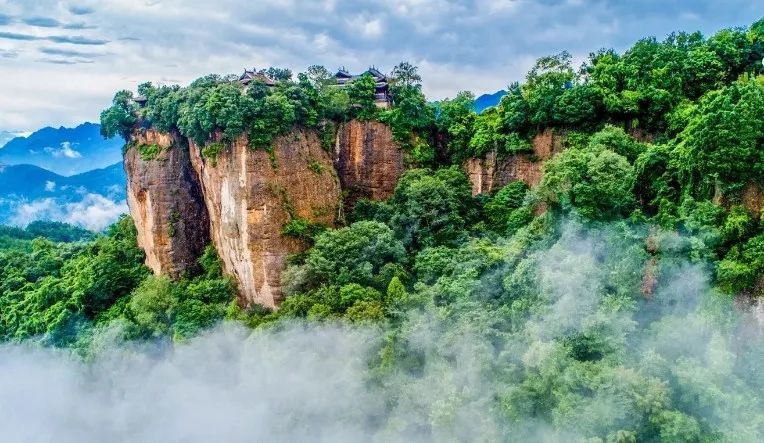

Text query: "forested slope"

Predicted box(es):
[1, 18, 763, 442]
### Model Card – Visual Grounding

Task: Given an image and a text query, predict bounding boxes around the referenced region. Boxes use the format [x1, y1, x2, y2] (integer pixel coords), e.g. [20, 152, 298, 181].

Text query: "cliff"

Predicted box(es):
[334, 120, 406, 210]
[189, 130, 340, 308]
[464, 129, 565, 195]
[125, 121, 402, 308]
[125, 129, 209, 278]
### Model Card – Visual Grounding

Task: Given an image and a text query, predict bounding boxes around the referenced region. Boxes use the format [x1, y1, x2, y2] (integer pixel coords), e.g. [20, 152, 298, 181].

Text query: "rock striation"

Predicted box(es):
[125, 121, 399, 307]
[189, 130, 340, 308]
[334, 120, 406, 210]
[124, 129, 210, 278]
[126, 122, 575, 308]
[464, 129, 566, 195]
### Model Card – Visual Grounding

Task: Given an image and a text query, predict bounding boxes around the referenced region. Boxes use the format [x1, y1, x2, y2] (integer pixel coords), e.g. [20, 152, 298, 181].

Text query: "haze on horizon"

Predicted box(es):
[1, 0, 763, 132]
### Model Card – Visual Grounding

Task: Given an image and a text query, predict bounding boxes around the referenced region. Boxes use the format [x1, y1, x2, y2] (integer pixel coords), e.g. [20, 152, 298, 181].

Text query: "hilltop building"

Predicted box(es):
[239, 70, 276, 87]
[335, 67, 392, 108]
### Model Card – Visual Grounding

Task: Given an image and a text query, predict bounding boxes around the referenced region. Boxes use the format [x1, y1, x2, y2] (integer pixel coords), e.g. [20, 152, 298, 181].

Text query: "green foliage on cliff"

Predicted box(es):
[137, 143, 162, 161]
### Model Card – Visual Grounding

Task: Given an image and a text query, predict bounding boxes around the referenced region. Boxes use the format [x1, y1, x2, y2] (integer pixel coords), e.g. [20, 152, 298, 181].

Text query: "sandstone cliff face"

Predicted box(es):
[189, 130, 340, 308]
[334, 120, 405, 209]
[125, 121, 403, 307]
[741, 182, 764, 216]
[465, 129, 565, 195]
[125, 129, 210, 278]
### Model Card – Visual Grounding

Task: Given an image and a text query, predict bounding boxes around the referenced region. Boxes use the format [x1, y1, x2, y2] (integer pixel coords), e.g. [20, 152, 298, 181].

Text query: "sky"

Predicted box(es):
[0, 0, 763, 132]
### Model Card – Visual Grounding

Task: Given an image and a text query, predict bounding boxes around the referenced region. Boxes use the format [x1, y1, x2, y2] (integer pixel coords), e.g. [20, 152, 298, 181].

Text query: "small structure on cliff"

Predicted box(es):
[335, 67, 392, 108]
[238, 69, 276, 87]
[133, 95, 147, 107]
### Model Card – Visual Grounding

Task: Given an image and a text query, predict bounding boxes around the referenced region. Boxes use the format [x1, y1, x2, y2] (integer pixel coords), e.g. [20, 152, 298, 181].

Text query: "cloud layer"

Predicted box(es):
[0, 0, 762, 131]
[9, 193, 127, 231]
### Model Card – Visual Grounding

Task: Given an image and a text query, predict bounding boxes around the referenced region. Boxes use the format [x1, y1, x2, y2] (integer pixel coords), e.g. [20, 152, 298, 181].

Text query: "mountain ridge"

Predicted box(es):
[0, 123, 123, 176]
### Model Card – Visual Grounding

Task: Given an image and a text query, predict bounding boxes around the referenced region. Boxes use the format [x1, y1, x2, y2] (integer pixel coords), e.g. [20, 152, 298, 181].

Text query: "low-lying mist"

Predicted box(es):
[1, 221, 763, 442]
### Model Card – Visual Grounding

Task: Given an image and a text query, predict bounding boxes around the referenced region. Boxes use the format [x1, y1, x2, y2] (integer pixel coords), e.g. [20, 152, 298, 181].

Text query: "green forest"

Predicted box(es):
[3, 18, 764, 441]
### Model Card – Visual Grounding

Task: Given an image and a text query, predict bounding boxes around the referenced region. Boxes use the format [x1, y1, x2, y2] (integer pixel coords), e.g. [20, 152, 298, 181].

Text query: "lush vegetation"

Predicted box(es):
[10, 17, 764, 441]
[0, 217, 236, 346]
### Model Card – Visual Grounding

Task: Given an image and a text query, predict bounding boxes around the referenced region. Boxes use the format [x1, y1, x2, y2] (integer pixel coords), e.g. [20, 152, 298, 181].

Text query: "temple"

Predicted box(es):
[335, 67, 392, 108]
[238, 69, 276, 87]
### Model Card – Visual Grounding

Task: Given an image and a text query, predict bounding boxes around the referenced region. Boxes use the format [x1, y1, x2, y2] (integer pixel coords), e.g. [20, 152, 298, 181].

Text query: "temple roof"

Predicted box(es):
[366, 67, 386, 79]
[334, 67, 388, 83]
[239, 70, 276, 86]
[335, 69, 352, 78]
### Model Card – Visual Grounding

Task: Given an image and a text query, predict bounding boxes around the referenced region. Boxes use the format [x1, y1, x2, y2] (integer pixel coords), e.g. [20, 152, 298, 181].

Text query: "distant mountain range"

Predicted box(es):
[0, 162, 126, 200]
[0, 123, 123, 176]
[0, 130, 26, 148]
[430, 90, 507, 114]
[0, 162, 127, 230]
[473, 90, 507, 113]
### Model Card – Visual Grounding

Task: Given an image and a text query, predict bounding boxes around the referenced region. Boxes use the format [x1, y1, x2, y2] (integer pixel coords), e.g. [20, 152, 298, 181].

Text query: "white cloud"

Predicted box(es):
[44, 180, 56, 191]
[362, 18, 382, 38]
[10, 193, 127, 231]
[43, 141, 82, 158]
[0, 0, 761, 131]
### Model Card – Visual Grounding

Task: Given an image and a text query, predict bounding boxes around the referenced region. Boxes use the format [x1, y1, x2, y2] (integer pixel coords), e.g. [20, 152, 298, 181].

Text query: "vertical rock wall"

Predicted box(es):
[123, 120, 416, 308]
[334, 120, 406, 210]
[464, 129, 566, 195]
[124, 129, 210, 278]
[189, 130, 340, 308]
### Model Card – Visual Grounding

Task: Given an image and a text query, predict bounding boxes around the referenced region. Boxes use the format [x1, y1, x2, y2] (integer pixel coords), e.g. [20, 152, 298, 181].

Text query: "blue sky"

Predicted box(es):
[0, 0, 762, 131]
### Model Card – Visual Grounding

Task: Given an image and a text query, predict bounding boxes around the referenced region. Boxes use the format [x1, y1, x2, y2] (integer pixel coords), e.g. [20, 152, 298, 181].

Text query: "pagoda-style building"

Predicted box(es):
[335, 67, 392, 108]
[238, 70, 276, 87]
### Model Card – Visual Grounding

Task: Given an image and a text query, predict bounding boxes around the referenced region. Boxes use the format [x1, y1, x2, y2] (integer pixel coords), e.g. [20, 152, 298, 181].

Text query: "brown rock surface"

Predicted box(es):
[465, 129, 565, 195]
[125, 129, 210, 278]
[334, 120, 405, 210]
[189, 129, 340, 308]
[741, 182, 764, 217]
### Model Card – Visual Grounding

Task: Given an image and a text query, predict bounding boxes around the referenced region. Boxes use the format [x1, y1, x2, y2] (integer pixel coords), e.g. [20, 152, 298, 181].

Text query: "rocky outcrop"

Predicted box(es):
[741, 182, 764, 217]
[189, 130, 340, 308]
[465, 129, 565, 195]
[334, 120, 405, 210]
[124, 121, 401, 307]
[124, 129, 210, 278]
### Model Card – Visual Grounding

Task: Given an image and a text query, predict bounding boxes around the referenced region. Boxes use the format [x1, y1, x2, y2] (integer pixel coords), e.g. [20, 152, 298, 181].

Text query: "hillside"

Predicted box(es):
[1, 17, 763, 442]
[0, 122, 123, 175]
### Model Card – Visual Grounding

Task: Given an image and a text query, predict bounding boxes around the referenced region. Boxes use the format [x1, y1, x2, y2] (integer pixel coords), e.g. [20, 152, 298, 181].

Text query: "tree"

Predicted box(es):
[484, 181, 529, 231]
[469, 107, 506, 157]
[588, 125, 645, 163]
[500, 82, 529, 129]
[265, 67, 293, 82]
[390, 61, 422, 89]
[389, 167, 475, 248]
[347, 73, 378, 120]
[379, 81, 435, 159]
[542, 143, 636, 219]
[304, 221, 406, 287]
[100, 90, 137, 141]
[305, 65, 334, 90]
[675, 75, 764, 195]
[437, 91, 477, 164]
[553, 84, 603, 129]
[523, 51, 576, 128]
